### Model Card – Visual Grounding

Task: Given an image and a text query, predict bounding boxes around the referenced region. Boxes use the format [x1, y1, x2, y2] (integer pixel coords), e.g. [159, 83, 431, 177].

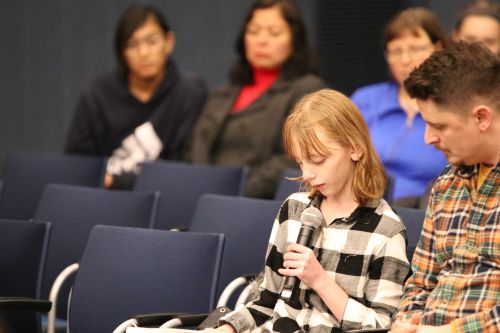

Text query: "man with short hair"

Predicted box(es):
[391, 41, 500, 333]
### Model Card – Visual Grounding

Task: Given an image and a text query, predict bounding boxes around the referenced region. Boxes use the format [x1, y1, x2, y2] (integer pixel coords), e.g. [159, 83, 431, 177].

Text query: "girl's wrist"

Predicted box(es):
[311, 271, 333, 292]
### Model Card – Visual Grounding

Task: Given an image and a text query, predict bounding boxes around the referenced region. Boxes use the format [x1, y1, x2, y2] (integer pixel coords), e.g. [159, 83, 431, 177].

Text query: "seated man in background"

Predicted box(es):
[391, 42, 499, 332]
[65, 4, 207, 189]
[452, 0, 500, 55]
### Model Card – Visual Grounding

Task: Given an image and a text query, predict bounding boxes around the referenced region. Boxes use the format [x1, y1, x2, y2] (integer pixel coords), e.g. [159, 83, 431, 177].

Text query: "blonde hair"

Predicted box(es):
[283, 89, 386, 205]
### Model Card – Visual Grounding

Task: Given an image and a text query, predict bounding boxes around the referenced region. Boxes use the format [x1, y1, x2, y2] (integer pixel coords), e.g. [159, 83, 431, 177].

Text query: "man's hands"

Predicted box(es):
[390, 313, 420, 333]
[390, 313, 452, 333]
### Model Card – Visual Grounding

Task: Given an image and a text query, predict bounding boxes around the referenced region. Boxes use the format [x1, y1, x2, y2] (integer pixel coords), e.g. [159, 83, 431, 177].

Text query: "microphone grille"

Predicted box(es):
[300, 206, 323, 229]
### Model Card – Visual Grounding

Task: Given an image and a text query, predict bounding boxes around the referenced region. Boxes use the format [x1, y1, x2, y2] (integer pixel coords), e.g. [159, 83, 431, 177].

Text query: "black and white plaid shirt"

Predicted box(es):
[221, 192, 410, 333]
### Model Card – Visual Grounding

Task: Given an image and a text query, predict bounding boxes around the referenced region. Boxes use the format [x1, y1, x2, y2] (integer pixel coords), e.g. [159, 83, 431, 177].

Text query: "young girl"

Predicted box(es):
[215, 89, 410, 332]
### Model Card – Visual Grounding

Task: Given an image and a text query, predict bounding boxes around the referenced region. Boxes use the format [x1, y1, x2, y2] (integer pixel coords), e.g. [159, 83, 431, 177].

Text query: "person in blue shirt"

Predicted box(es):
[351, 8, 448, 207]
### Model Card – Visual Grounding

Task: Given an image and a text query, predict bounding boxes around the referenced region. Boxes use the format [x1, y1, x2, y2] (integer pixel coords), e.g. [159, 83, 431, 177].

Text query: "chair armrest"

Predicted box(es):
[113, 313, 188, 333]
[217, 276, 249, 307]
[216, 273, 259, 308]
[158, 307, 231, 329]
[48, 263, 79, 333]
[133, 312, 188, 327]
[235, 283, 254, 306]
[0, 297, 52, 312]
[114, 307, 231, 333]
[159, 313, 209, 328]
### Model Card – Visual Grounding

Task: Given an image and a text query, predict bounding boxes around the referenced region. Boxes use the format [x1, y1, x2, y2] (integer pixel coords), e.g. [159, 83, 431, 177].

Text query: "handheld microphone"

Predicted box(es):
[280, 206, 323, 301]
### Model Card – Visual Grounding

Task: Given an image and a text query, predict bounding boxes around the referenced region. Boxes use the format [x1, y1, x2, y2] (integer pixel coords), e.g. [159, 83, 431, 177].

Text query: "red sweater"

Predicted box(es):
[232, 67, 279, 112]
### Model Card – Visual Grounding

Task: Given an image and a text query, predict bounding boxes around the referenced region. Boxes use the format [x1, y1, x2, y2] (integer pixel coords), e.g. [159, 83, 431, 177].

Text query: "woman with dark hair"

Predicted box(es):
[65, 4, 207, 189]
[187, 0, 326, 199]
[351, 7, 448, 208]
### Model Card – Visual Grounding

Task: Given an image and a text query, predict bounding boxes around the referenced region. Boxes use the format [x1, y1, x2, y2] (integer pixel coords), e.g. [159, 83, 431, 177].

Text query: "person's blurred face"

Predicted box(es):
[244, 6, 293, 70]
[386, 28, 437, 86]
[453, 15, 500, 55]
[124, 16, 174, 81]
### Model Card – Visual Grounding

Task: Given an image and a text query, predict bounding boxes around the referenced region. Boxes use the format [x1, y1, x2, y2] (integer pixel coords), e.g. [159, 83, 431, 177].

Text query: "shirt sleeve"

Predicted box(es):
[342, 231, 409, 330]
[397, 190, 441, 317]
[451, 305, 500, 333]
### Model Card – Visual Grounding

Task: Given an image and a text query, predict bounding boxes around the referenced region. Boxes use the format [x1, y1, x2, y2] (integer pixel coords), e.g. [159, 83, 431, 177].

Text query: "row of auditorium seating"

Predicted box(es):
[0, 190, 282, 333]
[0, 220, 225, 333]
[0, 151, 248, 230]
[0, 198, 425, 333]
[0, 151, 396, 226]
[0, 151, 424, 333]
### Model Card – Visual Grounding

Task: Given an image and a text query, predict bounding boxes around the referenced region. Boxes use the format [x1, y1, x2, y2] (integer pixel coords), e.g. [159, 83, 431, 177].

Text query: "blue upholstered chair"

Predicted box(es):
[189, 194, 282, 306]
[0, 219, 52, 333]
[394, 206, 426, 261]
[68, 225, 224, 333]
[0, 151, 105, 220]
[134, 161, 248, 230]
[33, 184, 159, 324]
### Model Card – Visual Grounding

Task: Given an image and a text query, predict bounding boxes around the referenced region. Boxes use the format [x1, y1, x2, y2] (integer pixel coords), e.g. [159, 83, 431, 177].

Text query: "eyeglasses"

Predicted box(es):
[385, 44, 433, 63]
[125, 33, 166, 52]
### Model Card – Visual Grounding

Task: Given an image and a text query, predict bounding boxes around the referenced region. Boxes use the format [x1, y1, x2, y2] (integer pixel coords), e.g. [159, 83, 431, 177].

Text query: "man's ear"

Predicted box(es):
[473, 105, 493, 132]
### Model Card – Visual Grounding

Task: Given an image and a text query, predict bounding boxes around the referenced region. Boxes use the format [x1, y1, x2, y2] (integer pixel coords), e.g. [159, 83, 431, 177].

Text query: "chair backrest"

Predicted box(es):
[33, 184, 159, 320]
[394, 206, 426, 262]
[68, 225, 224, 333]
[189, 194, 281, 302]
[274, 168, 302, 201]
[0, 219, 52, 333]
[0, 151, 105, 220]
[134, 161, 248, 230]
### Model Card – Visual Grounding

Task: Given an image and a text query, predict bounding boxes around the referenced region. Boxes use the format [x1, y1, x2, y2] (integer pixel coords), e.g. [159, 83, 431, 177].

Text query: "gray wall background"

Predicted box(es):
[0, 0, 479, 172]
